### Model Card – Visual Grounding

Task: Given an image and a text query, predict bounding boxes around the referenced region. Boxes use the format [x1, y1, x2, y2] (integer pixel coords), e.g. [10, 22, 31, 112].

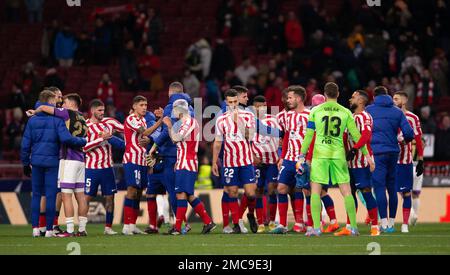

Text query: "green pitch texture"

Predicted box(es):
[0, 224, 449, 255]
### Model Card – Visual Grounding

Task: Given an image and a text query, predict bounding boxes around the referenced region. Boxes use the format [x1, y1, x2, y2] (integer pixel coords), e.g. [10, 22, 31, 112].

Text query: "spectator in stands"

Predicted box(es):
[24, 0, 44, 24]
[414, 69, 437, 111]
[75, 31, 92, 66]
[210, 38, 235, 80]
[43, 68, 64, 91]
[185, 38, 212, 81]
[429, 48, 448, 97]
[54, 25, 78, 68]
[220, 70, 242, 93]
[269, 14, 287, 54]
[6, 108, 24, 150]
[385, 43, 401, 77]
[5, 0, 21, 23]
[420, 106, 437, 134]
[9, 82, 26, 111]
[21, 62, 41, 109]
[93, 17, 112, 65]
[240, 0, 259, 38]
[347, 24, 365, 51]
[142, 7, 163, 54]
[138, 45, 161, 91]
[205, 77, 222, 107]
[120, 40, 139, 91]
[217, 0, 238, 38]
[434, 114, 450, 161]
[97, 73, 118, 106]
[183, 69, 201, 99]
[234, 56, 258, 86]
[106, 103, 125, 123]
[41, 19, 60, 66]
[284, 11, 305, 51]
[401, 73, 416, 110]
[264, 76, 284, 110]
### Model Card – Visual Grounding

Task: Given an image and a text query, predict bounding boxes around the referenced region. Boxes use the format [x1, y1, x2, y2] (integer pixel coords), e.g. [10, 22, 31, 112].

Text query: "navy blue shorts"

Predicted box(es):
[85, 168, 117, 197]
[396, 163, 413, 192]
[255, 164, 278, 188]
[175, 169, 198, 195]
[222, 165, 256, 187]
[350, 167, 372, 190]
[278, 160, 296, 187]
[146, 171, 166, 195]
[124, 163, 148, 189]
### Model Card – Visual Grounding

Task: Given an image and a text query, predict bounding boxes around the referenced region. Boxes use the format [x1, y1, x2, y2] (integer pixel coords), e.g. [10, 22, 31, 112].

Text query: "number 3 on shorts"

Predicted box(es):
[224, 168, 234, 178]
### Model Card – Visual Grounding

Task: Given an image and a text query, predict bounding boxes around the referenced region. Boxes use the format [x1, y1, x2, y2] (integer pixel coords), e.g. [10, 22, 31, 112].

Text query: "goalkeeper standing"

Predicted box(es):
[299, 82, 374, 236]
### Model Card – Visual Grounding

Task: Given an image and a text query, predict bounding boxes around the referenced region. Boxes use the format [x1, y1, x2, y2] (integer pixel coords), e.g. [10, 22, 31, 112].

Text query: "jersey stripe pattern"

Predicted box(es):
[216, 109, 255, 167]
[85, 118, 124, 169]
[278, 109, 310, 161]
[175, 117, 200, 172]
[123, 114, 147, 166]
[252, 114, 280, 164]
[398, 111, 422, 164]
[348, 111, 373, 168]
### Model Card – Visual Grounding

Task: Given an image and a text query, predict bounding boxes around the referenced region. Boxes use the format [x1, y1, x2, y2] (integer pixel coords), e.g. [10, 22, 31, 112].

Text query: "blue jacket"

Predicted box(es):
[21, 104, 87, 168]
[154, 93, 194, 158]
[366, 95, 414, 155]
[54, 32, 78, 59]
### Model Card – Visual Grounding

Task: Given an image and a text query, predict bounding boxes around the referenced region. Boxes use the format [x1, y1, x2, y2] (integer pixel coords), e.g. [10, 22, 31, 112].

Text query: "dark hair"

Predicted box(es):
[232, 85, 248, 94]
[89, 99, 104, 109]
[64, 93, 82, 108]
[374, 86, 388, 96]
[324, 82, 339, 99]
[169, 81, 184, 93]
[253, 95, 266, 103]
[287, 85, 306, 101]
[133, 95, 147, 104]
[39, 90, 56, 103]
[355, 90, 369, 104]
[225, 89, 238, 98]
[394, 91, 408, 98]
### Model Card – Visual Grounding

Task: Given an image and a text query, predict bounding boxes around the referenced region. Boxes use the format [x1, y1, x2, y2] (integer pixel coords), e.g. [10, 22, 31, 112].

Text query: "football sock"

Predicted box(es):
[39, 212, 46, 232]
[79, 216, 87, 232]
[311, 193, 322, 229]
[147, 197, 157, 228]
[344, 195, 357, 229]
[268, 194, 277, 222]
[105, 211, 114, 228]
[175, 199, 187, 231]
[221, 191, 230, 227]
[362, 191, 378, 225]
[190, 198, 212, 225]
[247, 196, 256, 215]
[66, 217, 75, 234]
[321, 194, 336, 222]
[305, 195, 313, 227]
[278, 194, 288, 227]
[132, 199, 140, 224]
[412, 196, 420, 216]
[403, 194, 412, 225]
[228, 197, 240, 225]
[256, 197, 264, 225]
[53, 211, 59, 226]
[123, 198, 134, 225]
[239, 194, 248, 218]
[293, 191, 304, 224]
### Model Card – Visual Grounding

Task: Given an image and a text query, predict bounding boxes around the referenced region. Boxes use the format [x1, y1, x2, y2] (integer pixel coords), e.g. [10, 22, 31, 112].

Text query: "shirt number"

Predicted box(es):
[322, 116, 342, 137]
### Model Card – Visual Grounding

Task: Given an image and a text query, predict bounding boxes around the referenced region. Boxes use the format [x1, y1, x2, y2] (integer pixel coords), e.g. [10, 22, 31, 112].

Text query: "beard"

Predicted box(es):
[350, 103, 358, 111]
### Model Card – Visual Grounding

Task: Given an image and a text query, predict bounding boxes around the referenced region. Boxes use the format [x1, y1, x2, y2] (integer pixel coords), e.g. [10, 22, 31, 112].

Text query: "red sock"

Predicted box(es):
[39, 213, 46, 228]
[326, 206, 336, 221]
[369, 207, 378, 226]
[222, 200, 230, 227]
[269, 198, 277, 222]
[133, 208, 139, 224]
[53, 212, 59, 226]
[175, 204, 187, 232]
[193, 201, 212, 225]
[403, 207, 411, 225]
[229, 199, 240, 225]
[294, 198, 304, 224]
[346, 214, 350, 225]
[306, 204, 313, 227]
[239, 194, 248, 218]
[124, 206, 134, 225]
[278, 202, 288, 227]
[147, 199, 157, 228]
[262, 196, 268, 223]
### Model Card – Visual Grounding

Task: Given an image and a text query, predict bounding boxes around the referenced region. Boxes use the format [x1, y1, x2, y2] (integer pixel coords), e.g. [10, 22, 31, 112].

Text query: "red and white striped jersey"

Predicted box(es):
[84, 117, 124, 169]
[252, 114, 281, 164]
[123, 114, 147, 166]
[216, 109, 256, 167]
[175, 116, 200, 172]
[276, 110, 288, 132]
[398, 111, 422, 164]
[278, 109, 310, 161]
[347, 111, 373, 168]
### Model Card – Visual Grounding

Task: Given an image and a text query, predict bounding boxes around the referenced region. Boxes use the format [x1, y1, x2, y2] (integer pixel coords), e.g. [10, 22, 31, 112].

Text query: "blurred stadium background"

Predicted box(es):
[0, 0, 449, 225]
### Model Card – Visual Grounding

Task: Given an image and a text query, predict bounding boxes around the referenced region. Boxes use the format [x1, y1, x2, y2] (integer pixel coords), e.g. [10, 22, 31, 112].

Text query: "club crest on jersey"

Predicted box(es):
[225, 177, 231, 184]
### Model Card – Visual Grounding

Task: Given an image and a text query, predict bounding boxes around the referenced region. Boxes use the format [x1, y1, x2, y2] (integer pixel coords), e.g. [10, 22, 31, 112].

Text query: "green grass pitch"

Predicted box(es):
[1, 223, 449, 255]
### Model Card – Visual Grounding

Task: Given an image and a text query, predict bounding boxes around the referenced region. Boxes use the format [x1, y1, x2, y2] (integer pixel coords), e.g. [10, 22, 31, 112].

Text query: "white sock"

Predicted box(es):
[330, 219, 337, 225]
[78, 216, 88, 232]
[163, 195, 171, 223]
[66, 217, 75, 233]
[346, 224, 351, 230]
[381, 218, 388, 228]
[39, 226, 46, 233]
[388, 218, 395, 228]
[123, 224, 129, 231]
[412, 198, 420, 215]
[129, 223, 136, 232]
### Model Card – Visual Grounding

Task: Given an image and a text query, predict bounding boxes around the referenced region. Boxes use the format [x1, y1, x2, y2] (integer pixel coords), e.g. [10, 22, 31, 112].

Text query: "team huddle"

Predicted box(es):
[21, 80, 424, 238]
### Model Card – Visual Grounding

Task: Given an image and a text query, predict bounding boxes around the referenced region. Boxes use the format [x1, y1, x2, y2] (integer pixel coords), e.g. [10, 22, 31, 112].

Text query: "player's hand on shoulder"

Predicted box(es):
[26, 109, 36, 117]
[162, 116, 172, 127]
[99, 131, 112, 140]
[139, 136, 150, 147]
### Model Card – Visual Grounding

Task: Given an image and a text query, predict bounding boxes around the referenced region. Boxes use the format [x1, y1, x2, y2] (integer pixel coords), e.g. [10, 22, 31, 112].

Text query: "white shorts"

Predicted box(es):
[413, 162, 423, 192]
[58, 159, 85, 194]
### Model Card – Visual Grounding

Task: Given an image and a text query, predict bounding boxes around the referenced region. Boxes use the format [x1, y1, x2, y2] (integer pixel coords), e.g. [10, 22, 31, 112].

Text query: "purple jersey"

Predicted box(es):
[55, 108, 88, 162]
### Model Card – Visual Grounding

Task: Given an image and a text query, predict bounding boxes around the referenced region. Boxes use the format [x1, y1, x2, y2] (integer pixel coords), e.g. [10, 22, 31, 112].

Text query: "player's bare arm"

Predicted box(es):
[212, 138, 222, 177]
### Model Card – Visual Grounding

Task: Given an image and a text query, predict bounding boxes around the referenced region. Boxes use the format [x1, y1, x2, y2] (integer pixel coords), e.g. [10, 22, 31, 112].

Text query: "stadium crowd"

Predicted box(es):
[1, 0, 450, 162]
